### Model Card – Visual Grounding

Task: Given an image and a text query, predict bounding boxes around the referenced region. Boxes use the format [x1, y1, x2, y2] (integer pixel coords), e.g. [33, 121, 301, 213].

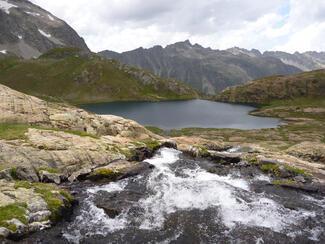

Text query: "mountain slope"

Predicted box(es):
[0, 48, 198, 104]
[0, 0, 89, 58]
[264, 51, 325, 71]
[99, 41, 301, 95]
[216, 69, 325, 104]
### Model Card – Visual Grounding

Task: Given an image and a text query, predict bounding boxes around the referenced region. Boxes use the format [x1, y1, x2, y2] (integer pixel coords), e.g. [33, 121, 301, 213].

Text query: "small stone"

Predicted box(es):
[0, 169, 13, 181]
[0, 227, 10, 238]
[28, 221, 51, 232]
[28, 210, 51, 222]
[294, 175, 306, 183]
[102, 208, 120, 218]
[6, 218, 26, 234]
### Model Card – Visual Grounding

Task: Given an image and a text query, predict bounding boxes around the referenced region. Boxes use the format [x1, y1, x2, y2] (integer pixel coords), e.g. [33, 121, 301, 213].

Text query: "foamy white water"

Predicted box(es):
[63, 148, 323, 243]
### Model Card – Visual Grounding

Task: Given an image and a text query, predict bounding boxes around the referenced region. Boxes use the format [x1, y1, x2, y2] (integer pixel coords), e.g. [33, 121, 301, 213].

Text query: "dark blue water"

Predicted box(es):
[81, 99, 280, 130]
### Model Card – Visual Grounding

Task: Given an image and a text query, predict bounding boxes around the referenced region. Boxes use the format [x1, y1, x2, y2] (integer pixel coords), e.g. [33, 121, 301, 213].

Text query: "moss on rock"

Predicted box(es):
[14, 181, 73, 222]
[0, 203, 28, 232]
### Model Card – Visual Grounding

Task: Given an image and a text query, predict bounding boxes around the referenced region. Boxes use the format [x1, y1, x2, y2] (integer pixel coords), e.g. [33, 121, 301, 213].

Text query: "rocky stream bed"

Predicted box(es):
[8, 147, 325, 244]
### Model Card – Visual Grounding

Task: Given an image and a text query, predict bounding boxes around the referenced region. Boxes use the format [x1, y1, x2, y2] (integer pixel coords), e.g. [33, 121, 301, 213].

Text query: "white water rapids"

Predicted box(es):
[63, 148, 324, 243]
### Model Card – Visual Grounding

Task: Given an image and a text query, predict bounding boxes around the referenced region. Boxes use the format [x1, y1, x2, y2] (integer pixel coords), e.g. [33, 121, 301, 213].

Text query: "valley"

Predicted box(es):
[0, 0, 324, 243]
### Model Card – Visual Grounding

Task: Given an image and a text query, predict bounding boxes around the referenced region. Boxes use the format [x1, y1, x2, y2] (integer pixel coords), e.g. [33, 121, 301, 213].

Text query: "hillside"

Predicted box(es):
[0, 0, 89, 58]
[216, 69, 325, 105]
[0, 48, 198, 104]
[99, 41, 301, 95]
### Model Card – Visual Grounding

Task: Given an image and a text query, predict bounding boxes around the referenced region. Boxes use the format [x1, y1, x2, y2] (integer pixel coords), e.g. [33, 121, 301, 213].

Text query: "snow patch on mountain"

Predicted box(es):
[48, 14, 55, 21]
[38, 29, 52, 38]
[25, 11, 41, 17]
[0, 0, 17, 14]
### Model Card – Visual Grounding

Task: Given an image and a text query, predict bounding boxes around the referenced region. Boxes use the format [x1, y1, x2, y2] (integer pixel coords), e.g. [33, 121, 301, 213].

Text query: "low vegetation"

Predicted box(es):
[0, 48, 197, 104]
[0, 203, 28, 232]
[14, 181, 73, 222]
[89, 168, 121, 182]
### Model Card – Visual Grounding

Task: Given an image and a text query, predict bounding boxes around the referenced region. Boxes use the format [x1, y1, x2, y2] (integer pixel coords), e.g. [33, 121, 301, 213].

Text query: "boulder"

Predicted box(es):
[0, 168, 13, 181]
[207, 151, 242, 164]
[15, 166, 39, 182]
[85, 160, 153, 182]
[0, 227, 10, 238]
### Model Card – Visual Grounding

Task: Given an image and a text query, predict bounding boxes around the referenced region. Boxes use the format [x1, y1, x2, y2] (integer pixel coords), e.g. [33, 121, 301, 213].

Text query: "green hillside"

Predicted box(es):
[216, 69, 325, 105]
[0, 48, 198, 104]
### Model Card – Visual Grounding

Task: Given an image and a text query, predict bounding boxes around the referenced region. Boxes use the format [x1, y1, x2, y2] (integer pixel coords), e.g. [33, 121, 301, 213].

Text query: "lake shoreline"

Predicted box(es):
[80, 99, 281, 130]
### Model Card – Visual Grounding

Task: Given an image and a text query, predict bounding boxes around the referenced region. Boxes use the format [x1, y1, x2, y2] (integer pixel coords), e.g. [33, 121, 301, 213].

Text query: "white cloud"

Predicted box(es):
[30, 0, 325, 53]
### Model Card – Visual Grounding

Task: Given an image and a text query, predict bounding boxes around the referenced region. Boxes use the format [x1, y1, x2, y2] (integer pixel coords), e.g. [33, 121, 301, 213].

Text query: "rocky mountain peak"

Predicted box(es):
[0, 0, 89, 58]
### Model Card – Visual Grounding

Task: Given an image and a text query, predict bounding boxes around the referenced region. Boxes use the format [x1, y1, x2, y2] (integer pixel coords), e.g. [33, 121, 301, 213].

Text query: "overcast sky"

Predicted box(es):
[30, 0, 325, 53]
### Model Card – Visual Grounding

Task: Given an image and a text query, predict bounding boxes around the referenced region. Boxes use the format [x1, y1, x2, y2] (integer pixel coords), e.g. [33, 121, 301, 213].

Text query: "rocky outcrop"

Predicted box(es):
[0, 180, 73, 239]
[99, 41, 301, 95]
[217, 69, 325, 104]
[0, 0, 89, 59]
[286, 142, 325, 164]
[0, 83, 159, 138]
[0, 82, 166, 240]
[0, 83, 163, 183]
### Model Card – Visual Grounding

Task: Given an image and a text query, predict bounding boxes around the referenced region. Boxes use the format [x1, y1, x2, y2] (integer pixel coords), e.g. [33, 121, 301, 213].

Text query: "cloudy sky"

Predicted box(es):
[30, 0, 325, 53]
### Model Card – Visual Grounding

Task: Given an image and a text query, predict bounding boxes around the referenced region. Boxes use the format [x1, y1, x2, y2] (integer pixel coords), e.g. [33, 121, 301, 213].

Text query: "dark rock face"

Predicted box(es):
[99, 41, 301, 95]
[0, 0, 89, 58]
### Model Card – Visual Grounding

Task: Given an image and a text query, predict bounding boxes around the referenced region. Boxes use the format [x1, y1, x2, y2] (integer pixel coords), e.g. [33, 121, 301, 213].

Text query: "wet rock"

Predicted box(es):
[159, 139, 177, 149]
[95, 190, 144, 218]
[102, 208, 121, 218]
[85, 161, 153, 183]
[0, 227, 10, 238]
[207, 151, 242, 164]
[132, 147, 154, 161]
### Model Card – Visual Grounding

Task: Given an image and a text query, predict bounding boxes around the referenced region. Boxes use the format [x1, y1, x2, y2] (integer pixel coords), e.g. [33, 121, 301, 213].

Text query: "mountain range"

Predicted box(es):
[100, 42, 325, 95]
[0, 0, 197, 103]
[1, 0, 325, 100]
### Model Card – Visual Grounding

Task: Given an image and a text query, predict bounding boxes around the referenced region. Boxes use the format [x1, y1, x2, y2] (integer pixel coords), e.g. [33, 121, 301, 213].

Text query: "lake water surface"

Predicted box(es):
[81, 99, 280, 130]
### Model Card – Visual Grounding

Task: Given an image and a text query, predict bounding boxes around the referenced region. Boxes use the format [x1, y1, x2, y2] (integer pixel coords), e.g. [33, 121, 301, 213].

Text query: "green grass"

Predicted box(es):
[141, 139, 161, 151]
[284, 165, 308, 177]
[0, 203, 28, 232]
[88, 168, 121, 182]
[260, 164, 280, 176]
[0, 124, 29, 140]
[145, 126, 165, 136]
[0, 49, 197, 104]
[266, 96, 325, 109]
[14, 181, 73, 222]
[0, 122, 100, 141]
[37, 167, 60, 174]
[272, 179, 296, 186]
